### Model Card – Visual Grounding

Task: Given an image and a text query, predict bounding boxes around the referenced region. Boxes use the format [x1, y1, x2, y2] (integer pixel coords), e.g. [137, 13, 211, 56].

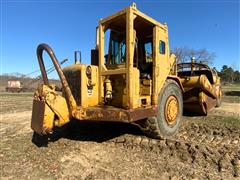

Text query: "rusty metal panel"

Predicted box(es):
[129, 107, 157, 122]
[85, 107, 129, 122]
[76, 106, 157, 123]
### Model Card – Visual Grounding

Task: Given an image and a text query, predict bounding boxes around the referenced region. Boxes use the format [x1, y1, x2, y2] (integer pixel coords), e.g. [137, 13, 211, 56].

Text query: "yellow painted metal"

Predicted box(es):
[141, 79, 152, 95]
[104, 78, 112, 102]
[152, 26, 160, 105]
[31, 99, 54, 134]
[31, 85, 70, 134]
[101, 68, 127, 76]
[132, 6, 167, 30]
[179, 75, 217, 99]
[98, 24, 105, 105]
[63, 64, 99, 108]
[100, 9, 126, 25]
[41, 85, 70, 124]
[178, 66, 222, 115]
[132, 68, 140, 108]
[94, 3, 181, 110]
[97, 3, 178, 109]
[152, 26, 177, 105]
[126, 7, 134, 108]
[165, 95, 178, 125]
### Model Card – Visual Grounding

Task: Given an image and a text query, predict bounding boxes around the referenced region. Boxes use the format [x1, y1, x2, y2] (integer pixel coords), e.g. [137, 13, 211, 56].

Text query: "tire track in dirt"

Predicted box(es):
[55, 112, 240, 178]
[108, 134, 240, 178]
[177, 122, 240, 148]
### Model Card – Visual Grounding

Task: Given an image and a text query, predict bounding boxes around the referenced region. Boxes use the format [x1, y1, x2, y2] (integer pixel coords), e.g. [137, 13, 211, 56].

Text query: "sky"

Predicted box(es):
[1, 0, 239, 78]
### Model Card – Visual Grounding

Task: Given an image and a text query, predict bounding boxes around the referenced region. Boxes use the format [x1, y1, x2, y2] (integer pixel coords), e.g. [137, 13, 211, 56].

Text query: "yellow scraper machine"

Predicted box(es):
[31, 3, 221, 139]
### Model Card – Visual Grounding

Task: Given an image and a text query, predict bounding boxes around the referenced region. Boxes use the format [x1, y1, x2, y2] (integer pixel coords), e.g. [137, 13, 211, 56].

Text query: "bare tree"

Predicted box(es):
[172, 47, 216, 65]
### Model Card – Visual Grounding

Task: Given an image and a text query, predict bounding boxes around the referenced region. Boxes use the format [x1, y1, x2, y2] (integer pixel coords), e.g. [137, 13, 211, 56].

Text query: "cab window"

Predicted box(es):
[110, 39, 126, 64]
[144, 42, 152, 62]
[109, 31, 126, 65]
[159, 40, 165, 54]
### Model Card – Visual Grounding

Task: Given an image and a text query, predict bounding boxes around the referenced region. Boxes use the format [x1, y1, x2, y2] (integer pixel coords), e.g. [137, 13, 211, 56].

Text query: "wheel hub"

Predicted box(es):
[165, 95, 178, 125]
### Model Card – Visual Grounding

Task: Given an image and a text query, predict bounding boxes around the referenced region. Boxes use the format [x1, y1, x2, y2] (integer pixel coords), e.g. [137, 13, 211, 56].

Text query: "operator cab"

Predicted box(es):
[105, 22, 155, 78]
[92, 4, 170, 109]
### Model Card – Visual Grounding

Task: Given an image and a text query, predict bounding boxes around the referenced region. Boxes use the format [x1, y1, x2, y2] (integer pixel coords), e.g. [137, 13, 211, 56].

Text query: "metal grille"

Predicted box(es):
[64, 70, 81, 106]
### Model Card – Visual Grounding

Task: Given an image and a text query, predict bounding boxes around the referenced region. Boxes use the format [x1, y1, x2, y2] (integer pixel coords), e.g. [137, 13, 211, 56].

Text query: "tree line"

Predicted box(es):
[217, 65, 240, 84]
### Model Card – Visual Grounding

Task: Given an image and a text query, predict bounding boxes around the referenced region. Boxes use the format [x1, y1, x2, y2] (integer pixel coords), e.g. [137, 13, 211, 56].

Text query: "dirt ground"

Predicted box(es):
[0, 89, 240, 179]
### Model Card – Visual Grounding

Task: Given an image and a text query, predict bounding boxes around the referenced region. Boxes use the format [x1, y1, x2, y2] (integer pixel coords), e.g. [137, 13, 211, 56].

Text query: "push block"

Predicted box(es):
[31, 99, 55, 135]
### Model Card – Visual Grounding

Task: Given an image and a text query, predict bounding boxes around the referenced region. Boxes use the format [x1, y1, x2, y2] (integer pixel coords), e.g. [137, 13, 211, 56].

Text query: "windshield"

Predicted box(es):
[108, 31, 126, 65]
[110, 39, 126, 64]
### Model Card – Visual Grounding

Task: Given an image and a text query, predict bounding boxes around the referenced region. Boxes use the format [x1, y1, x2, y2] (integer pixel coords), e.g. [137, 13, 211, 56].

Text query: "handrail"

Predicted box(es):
[177, 62, 211, 71]
[36, 43, 77, 112]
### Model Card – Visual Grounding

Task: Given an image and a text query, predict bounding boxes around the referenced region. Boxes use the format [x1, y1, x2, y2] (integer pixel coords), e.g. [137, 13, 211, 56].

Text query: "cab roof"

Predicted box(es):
[99, 3, 168, 31]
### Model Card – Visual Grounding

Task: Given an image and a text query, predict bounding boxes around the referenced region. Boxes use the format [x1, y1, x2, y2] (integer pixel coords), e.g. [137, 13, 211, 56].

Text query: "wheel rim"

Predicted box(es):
[165, 95, 179, 126]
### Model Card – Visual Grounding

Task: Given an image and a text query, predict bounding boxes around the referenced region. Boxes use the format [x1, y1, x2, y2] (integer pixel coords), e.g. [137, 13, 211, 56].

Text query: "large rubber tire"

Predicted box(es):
[137, 79, 183, 139]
